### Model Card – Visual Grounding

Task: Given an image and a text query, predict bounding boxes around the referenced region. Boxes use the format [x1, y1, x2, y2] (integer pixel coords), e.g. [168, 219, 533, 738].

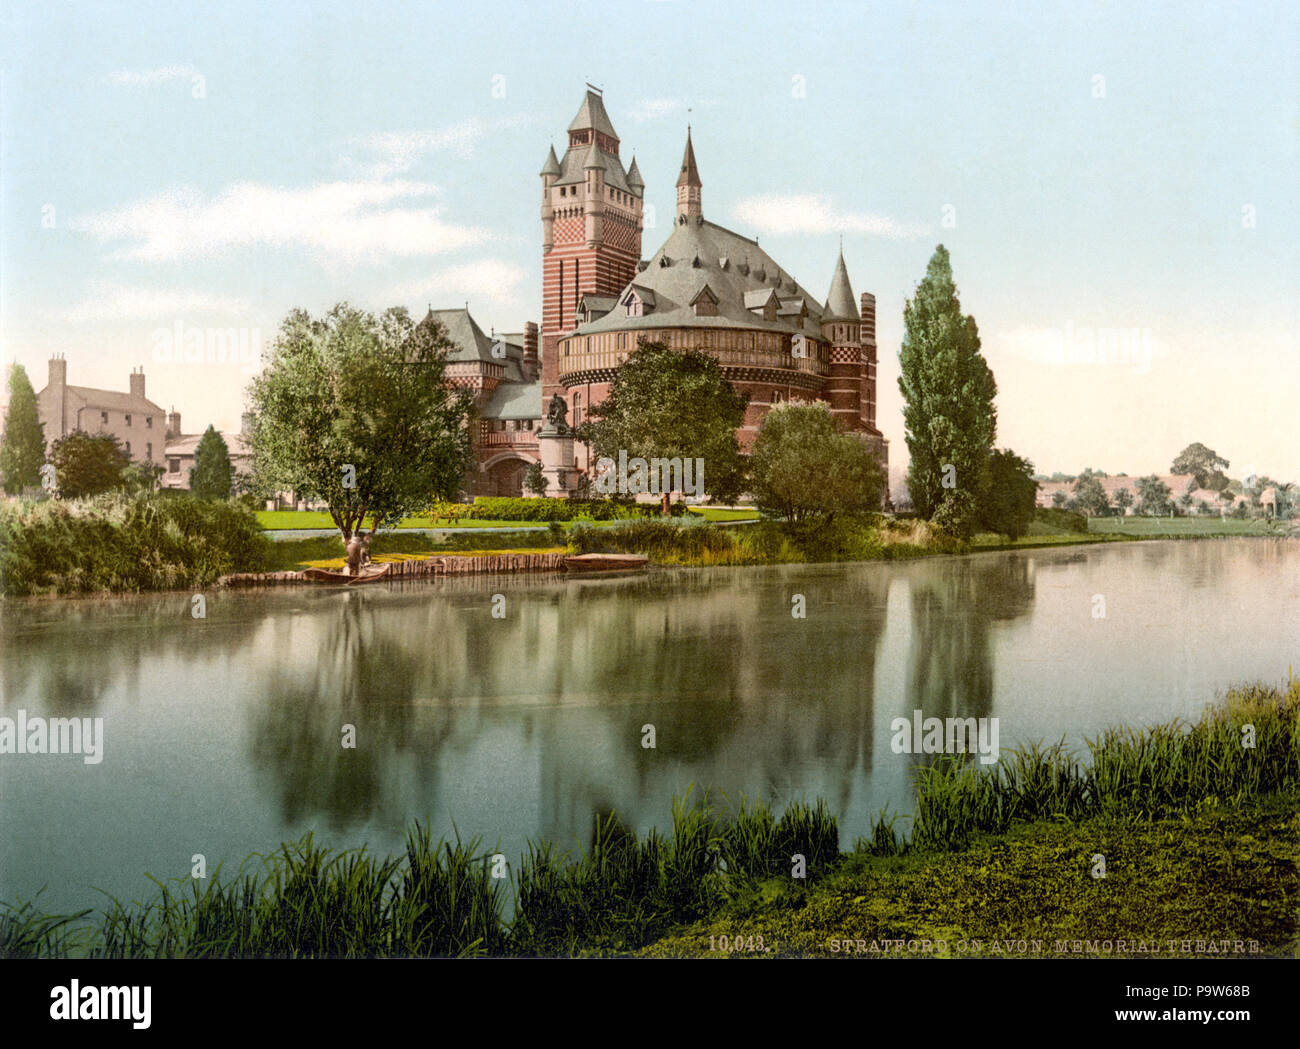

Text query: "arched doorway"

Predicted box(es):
[483, 456, 531, 497]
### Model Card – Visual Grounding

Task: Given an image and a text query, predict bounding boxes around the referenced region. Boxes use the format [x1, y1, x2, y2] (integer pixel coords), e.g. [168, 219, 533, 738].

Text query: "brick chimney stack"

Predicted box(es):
[49, 354, 67, 388]
[859, 292, 878, 432]
[167, 408, 182, 437]
[522, 322, 539, 383]
[129, 367, 146, 399]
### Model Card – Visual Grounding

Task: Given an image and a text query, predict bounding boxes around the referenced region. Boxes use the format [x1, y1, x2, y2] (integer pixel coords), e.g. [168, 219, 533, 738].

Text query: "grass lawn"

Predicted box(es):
[638, 791, 1300, 958]
[255, 507, 759, 530]
[1087, 516, 1288, 537]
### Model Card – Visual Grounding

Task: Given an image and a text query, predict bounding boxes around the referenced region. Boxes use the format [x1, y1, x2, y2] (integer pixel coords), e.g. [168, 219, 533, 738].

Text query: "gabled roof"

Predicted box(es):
[689, 283, 719, 306]
[63, 385, 164, 415]
[823, 252, 859, 320]
[623, 284, 657, 309]
[568, 89, 618, 140]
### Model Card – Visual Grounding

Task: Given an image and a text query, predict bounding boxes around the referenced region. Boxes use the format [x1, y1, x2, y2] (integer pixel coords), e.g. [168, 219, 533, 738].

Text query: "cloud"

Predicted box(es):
[106, 65, 200, 86]
[384, 259, 528, 310]
[990, 323, 1172, 375]
[344, 115, 529, 178]
[62, 282, 251, 323]
[69, 181, 493, 266]
[731, 194, 931, 239]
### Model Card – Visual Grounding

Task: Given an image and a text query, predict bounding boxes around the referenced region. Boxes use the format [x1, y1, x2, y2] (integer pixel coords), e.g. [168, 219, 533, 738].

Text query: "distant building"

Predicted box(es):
[160, 410, 253, 491]
[35, 355, 166, 468]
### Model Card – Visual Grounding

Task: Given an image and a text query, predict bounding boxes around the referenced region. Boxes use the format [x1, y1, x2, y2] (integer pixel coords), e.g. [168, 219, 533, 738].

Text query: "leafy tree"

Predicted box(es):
[579, 339, 748, 512]
[980, 448, 1038, 539]
[190, 425, 234, 499]
[122, 460, 163, 495]
[0, 363, 45, 494]
[1113, 487, 1134, 515]
[48, 431, 130, 498]
[523, 460, 547, 498]
[748, 402, 885, 527]
[1135, 474, 1173, 516]
[1171, 442, 1230, 491]
[1051, 490, 1067, 508]
[898, 245, 997, 537]
[1072, 471, 1111, 517]
[246, 303, 474, 544]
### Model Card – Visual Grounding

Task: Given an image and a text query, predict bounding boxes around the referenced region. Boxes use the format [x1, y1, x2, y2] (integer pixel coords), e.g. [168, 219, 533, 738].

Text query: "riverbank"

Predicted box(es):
[4, 676, 1294, 958]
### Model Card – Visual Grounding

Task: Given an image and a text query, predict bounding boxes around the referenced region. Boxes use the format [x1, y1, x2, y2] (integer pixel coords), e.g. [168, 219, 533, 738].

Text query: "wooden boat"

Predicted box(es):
[563, 553, 649, 574]
[300, 563, 393, 585]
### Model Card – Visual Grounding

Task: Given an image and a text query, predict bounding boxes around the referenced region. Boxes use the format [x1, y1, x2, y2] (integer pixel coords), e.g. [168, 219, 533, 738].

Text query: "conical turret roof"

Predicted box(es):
[823, 251, 859, 320]
[540, 145, 561, 177]
[677, 128, 702, 189]
[626, 155, 645, 192]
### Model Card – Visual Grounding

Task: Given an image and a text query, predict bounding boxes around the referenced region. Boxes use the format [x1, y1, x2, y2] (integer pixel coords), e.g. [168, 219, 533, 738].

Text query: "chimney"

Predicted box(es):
[859, 292, 876, 346]
[49, 354, 67, 388]
[860, 292, 878, 432]
[167, 407, 182, 437]
[129, 366, 146, 399]
[522, 322, 539, 383]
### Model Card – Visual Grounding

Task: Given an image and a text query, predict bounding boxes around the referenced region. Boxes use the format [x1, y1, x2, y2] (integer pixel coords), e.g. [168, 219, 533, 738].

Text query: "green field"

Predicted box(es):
[255, 507, 759, 530]
[1087, 516, 1288, 537]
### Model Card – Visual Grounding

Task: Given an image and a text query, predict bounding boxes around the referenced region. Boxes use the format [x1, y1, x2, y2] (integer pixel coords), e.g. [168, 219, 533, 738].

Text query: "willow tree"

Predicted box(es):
[246, 304, 473, 543]
[898, 245, 997, 537]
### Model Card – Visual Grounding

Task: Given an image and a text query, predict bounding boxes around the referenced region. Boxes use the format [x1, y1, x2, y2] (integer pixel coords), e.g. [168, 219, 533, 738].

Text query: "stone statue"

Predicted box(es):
[545, 392, 570, 433]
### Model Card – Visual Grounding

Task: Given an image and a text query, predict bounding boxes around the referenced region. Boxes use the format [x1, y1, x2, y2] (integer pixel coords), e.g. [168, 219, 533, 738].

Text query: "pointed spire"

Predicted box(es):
[540, 144, 561, 177]
[626, 155, 645, 193]
[824, 250, 860, 321]
[676, 127, 702, 189]
[568, 89, 618, 142]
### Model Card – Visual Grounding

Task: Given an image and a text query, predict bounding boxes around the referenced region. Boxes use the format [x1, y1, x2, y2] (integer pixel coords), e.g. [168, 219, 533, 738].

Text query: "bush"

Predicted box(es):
[0, 493, 270, 596]
[469, 497, 658, 522]
[1032, 506, 1088, 534]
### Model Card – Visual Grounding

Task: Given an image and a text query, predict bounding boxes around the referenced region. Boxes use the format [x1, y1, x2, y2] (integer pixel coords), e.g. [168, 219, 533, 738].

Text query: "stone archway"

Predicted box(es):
[483, 456, 532, 497]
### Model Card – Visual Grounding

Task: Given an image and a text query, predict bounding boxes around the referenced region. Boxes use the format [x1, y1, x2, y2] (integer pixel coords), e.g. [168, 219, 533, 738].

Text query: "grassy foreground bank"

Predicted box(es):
[3, 677, 1296, 959]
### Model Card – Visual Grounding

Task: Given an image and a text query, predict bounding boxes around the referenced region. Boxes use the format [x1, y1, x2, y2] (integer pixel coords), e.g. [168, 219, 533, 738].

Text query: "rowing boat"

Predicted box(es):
[300, 563, 393, 585]
[563, 554, 649, 574]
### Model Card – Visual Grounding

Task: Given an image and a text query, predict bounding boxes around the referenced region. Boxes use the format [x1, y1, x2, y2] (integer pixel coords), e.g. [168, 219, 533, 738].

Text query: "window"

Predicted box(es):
[125, 414, 132, 426]
[101, 411, 109, 424]
[572, 393, 582, 426]
[146, 442, 152, 459]
[168, 458, 181, 473]
[146, 416, 152, 429]
[125, 441, 131, 455]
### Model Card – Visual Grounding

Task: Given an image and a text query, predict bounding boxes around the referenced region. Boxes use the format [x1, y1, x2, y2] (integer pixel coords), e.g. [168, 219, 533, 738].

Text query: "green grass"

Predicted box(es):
[255, 507, 758, 531]
[5, 676, 1295, 958]
[1087, 516, 1288, 537]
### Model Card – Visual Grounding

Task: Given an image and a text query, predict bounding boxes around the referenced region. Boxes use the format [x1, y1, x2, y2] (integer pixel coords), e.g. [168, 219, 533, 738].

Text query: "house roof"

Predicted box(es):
[164, 432, 251, 457]
[63, 385, 164, 415]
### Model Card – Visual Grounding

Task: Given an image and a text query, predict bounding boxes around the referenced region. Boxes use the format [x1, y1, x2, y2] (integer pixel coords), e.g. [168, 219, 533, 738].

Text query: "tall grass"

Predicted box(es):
[899, 675, 1300, 853]
[0, 493, 270, 596]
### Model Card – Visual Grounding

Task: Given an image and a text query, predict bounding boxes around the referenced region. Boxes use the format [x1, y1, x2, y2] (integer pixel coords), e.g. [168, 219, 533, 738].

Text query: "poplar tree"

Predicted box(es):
[0, 363, 46, 494]
[898, 245, 997, 537]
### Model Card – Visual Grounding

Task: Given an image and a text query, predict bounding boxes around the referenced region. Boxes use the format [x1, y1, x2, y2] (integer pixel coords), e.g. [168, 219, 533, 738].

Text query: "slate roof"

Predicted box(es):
[568, 89, 618, 140]
[482, 380, 542, 420]
[65, 385, 164, 415]
[553, 139, 635, 194]
[575, 218, 834, 339]
[422, 308, 496, 363]
[824, 252, 859, 320]
[165, 432, 251, 458]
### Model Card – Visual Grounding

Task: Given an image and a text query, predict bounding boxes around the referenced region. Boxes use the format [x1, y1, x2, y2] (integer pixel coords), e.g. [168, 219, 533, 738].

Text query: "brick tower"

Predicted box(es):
[540, 88, 643, 406]
[820, 250, 863, 431]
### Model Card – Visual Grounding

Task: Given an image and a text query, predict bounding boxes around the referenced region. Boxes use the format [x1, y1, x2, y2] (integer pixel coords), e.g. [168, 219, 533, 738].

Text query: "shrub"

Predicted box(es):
[1032, 506, 1088, 534]
[469, 497, 658, 522]
[0, 493, 270, 596]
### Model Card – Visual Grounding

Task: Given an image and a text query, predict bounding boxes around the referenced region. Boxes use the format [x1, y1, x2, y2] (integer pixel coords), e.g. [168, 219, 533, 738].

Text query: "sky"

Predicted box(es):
[2, 0, 1297, 483]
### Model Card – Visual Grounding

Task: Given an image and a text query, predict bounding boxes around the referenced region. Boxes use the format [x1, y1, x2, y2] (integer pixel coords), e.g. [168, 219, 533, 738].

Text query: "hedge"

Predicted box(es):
[468, 497, 659, 522]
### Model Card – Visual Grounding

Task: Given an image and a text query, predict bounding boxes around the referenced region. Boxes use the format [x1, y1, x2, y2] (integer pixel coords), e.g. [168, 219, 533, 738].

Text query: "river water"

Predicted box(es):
[2, 539, 1297, 912]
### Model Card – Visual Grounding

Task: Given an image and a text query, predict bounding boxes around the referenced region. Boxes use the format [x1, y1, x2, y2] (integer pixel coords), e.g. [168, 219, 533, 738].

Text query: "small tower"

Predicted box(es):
[540, 145, 561, 255]
[820, 251, 863, 431]
[676, 128, 702, 222]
